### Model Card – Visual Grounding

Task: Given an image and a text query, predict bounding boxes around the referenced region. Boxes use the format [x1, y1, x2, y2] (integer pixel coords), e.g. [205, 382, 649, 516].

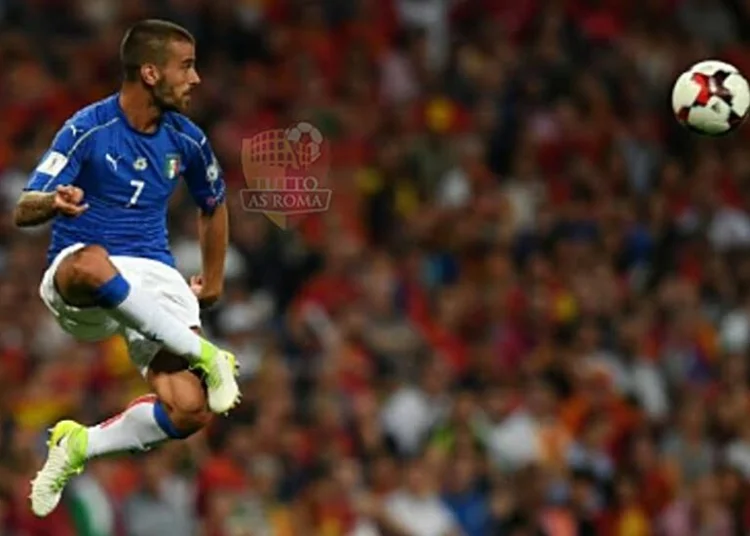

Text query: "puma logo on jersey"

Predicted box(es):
[106, 153, 122, 172]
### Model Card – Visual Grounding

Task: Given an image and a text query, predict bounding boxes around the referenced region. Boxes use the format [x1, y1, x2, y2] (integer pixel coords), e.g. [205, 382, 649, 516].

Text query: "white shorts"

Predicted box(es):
[39, 243, 201, 377]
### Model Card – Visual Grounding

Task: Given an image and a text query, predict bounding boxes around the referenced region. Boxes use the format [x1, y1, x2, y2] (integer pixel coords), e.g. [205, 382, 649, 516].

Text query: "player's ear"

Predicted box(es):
[140, 63, 160, 87]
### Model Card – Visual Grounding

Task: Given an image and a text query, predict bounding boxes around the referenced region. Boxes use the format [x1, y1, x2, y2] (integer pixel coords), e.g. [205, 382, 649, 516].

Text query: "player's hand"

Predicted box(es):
[190, 275, 222, 309]
[53, 185, 88, 217]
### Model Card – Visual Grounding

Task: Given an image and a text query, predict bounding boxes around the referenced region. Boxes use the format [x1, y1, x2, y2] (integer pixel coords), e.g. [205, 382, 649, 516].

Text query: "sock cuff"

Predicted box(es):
[153, 400, 190, 439]
[93, 273, 131, 308]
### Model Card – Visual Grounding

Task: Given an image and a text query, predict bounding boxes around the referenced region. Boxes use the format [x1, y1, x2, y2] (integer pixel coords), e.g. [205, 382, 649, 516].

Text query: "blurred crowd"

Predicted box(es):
[4, 0, 750, 534]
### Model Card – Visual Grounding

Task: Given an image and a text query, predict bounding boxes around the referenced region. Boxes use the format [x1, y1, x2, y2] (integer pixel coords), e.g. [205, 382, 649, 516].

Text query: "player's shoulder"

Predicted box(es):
[63, 94, 121, 136]
[49, 94, 120, 154]
[162, 111, 208, 150]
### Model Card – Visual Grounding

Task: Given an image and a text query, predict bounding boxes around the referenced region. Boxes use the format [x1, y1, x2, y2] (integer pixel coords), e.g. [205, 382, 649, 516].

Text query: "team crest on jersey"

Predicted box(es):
[164, 154, 181, 179]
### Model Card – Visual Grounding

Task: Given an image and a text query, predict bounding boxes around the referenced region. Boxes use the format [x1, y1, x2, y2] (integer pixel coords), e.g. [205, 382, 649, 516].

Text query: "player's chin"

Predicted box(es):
[178, 96, 192, 113]
[158, 94, 191, 113]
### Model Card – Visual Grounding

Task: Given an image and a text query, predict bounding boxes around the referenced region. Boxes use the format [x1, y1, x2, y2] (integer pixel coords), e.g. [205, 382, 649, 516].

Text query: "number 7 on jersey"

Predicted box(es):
[128, 179, 145, 207]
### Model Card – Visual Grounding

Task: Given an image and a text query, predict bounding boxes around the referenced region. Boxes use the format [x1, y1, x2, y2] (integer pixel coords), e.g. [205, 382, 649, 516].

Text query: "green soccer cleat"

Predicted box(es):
[30, 420, 88, 517]
[194, 340, 241, 414]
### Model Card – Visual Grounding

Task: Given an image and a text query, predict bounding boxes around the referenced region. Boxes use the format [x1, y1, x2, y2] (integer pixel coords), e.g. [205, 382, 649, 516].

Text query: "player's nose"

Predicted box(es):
[189, 69, 201, 85]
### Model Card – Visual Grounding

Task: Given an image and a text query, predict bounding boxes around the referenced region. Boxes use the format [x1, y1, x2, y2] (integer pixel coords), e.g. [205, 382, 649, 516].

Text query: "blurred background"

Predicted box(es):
[4, 0, 750, 534]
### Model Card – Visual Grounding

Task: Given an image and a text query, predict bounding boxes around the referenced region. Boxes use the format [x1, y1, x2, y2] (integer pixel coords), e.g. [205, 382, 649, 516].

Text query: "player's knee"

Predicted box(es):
[169, 408, 212, 434]
[149, 357, 211, 435]
[165, 387, 212, 433]
[65, 245, 115, 289]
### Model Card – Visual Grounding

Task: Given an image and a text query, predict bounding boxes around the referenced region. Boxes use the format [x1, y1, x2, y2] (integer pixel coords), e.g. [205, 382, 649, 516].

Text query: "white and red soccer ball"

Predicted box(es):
[672, 59, 750, 136]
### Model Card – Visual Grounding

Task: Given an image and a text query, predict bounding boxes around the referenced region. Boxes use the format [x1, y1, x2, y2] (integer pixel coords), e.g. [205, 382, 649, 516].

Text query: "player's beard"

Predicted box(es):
[152, 79, 189, 113]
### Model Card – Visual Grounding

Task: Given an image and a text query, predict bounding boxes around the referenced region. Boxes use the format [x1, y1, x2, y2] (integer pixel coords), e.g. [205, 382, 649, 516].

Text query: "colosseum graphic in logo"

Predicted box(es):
[240, 122, 331, 229]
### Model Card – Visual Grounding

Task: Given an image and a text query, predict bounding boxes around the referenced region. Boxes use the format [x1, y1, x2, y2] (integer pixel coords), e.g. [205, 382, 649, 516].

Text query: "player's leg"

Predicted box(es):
[53, 244, 239, 413]
[84, 351, 212, 458]
[30, 348, 213, 517]
[30, 249, 238, 518]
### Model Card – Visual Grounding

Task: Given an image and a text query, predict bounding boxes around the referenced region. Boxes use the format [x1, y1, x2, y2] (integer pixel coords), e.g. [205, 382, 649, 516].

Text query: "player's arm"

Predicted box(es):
[183, 136, 228, 308]
[13, 122, 89, 227]
[13, 186, 87, 227]
[194, 200, 228, 306]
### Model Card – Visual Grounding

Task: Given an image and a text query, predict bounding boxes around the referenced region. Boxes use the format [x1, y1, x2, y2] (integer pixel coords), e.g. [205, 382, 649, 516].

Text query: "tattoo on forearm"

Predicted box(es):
[14, 192, 57, 227]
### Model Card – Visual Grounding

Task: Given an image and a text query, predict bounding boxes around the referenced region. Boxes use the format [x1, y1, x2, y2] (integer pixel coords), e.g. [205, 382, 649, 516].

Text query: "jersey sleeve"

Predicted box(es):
[24, 121, 89, 192]
[183, 135, 227, 214]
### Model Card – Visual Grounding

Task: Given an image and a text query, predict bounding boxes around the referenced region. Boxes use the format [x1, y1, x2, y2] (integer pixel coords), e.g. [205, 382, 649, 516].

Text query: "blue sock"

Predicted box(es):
[153, 400, 190, 439]
[93, 273, 131, 308]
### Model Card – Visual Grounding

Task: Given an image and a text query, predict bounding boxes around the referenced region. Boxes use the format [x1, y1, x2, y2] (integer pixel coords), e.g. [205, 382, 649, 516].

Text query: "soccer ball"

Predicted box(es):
[671, 60, 750, 136]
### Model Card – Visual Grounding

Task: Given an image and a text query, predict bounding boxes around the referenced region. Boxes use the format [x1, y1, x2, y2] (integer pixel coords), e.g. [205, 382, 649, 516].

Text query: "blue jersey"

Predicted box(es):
[24, 93, 226, 267]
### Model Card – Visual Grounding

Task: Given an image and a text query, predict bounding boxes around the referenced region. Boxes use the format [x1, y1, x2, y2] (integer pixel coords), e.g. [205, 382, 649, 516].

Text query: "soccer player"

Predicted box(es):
[13, 20, 241, 517]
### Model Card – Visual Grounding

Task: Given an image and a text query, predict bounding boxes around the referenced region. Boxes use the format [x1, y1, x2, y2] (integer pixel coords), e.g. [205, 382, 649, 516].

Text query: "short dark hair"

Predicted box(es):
[120, 19, 195, 82]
